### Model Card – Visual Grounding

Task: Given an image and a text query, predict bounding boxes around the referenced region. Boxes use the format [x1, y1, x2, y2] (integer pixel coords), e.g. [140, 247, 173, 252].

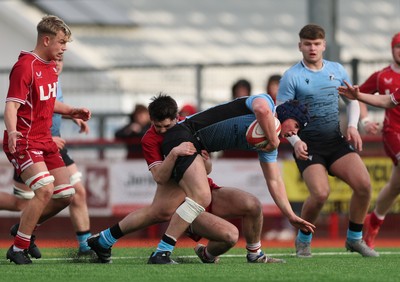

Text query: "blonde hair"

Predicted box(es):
[37, 15, 72, 41]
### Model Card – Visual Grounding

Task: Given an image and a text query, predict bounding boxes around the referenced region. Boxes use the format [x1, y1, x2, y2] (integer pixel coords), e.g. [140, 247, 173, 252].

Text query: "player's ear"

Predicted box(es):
[43, 35, 51, 47]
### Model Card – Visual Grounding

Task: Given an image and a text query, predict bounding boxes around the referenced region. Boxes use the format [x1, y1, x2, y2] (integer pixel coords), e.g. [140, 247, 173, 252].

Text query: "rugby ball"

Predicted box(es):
[246, 117, 281, 148]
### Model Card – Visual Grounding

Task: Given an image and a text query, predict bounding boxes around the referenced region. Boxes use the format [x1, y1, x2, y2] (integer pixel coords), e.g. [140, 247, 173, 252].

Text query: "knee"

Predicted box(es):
[241, 196, 262, 217]
[353, 179, 372, 198]
[196, 191, 212, 209]
[35, 186, 55, 202]
[223, 226, 239, 247]
[312, 190, 330, 205]
[153, 209, 173, 222]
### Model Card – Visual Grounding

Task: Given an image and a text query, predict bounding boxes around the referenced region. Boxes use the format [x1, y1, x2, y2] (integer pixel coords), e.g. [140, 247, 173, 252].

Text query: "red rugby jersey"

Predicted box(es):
[359, 64, 400, 133]
[6, 51, 58, 141]
[141, 125, 164, 170]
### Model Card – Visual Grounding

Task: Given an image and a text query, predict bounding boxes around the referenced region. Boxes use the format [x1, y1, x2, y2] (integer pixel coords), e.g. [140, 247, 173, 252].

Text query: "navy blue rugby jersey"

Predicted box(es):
[181, 94, 278, 163]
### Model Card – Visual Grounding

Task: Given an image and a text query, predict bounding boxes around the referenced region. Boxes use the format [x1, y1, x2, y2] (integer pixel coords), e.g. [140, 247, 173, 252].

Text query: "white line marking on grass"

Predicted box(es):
[38, 251, 400, 261]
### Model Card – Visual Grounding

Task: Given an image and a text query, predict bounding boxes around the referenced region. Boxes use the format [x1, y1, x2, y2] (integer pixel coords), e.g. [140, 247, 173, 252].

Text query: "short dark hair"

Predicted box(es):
[299, 24, 325, 40]
[148, 93, 178, 121]
[231, 79, 251, 99]
[267, 74, 281, 85]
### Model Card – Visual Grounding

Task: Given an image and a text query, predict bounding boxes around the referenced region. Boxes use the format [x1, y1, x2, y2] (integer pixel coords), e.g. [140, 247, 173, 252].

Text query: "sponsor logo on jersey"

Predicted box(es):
[384, 78, 393, 85]
[36, 71, 42, 78]
[39, 82, 57, 101]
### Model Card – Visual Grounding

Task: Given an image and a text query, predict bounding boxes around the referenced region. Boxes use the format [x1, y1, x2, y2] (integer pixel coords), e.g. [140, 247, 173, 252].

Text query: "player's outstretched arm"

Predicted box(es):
[260, 162, 315, 233]
[338, 81, 395, 109]
[54, 100, 91, 121]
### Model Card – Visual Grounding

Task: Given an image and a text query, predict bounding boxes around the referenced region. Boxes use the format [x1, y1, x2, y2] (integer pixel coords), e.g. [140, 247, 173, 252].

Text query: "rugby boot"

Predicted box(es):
[10, 223, 41, 259]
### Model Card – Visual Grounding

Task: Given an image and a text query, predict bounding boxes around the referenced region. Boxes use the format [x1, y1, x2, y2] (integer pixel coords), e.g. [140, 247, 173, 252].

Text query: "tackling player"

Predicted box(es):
[87, 94, 287, 264]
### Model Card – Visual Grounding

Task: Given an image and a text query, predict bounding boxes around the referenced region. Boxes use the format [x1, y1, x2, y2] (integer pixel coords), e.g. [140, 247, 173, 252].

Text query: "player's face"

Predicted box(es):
[153, 118, 177, 134]
[45, 31, 69, 61]
[392, 44, 400, 66]
[298, 38, 326, 66]
[280, 118, 300, 138]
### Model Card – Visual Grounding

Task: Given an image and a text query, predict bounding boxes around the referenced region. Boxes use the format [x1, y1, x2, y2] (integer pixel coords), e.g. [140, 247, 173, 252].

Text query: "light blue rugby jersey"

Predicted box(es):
[277, 59, 350, 142]
[182, 94, 278, 163]
[51, 80, 64, 137]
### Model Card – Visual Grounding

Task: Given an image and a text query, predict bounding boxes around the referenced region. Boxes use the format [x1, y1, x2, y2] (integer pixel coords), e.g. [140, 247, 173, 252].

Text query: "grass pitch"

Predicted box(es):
[1, 247, 400, 282]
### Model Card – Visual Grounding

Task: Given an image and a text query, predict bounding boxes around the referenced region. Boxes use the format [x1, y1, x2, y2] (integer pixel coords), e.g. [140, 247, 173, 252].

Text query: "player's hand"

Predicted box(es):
[337, 80, 360, 100]
[200, 150, 210, 160]
[73, 119, 90, 134]
[347, 126, 363, 151]
[293, 140, 308, 160]
[7, 131, 23, 154]
[363, 121, 379, 135]
[289, 215, 316, 234]
[70, 108, 91, 121]
[260, 138, 280, 152]
[173, 142, 197, 157]
[52, 136, 66, 149]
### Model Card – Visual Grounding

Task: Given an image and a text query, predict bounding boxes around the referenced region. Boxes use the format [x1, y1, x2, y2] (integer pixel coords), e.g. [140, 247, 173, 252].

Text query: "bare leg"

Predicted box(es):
[375, 165, 400, 216]
[331, 153, 371, 224]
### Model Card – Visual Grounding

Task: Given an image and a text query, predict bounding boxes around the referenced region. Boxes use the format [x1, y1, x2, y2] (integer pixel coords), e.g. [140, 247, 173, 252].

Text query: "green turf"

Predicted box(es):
[1, 247, 400, 282]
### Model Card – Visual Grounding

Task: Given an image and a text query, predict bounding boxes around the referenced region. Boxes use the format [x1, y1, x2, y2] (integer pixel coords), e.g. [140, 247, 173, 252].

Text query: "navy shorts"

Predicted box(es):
[294, 135, 356, 176]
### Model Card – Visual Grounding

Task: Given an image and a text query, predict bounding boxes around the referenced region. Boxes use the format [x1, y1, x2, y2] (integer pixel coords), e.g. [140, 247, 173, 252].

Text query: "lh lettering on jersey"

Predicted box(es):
[39, 82, 57, 101]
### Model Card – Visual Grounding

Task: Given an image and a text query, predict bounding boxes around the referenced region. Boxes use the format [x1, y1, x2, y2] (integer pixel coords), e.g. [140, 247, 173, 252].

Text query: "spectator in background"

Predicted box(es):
[266, 74, 282, 103]
[115, 104, 151, 159]
[231, 79, 252, 99]
[179, 103, 198, 117]
[224, 79, 255, 158]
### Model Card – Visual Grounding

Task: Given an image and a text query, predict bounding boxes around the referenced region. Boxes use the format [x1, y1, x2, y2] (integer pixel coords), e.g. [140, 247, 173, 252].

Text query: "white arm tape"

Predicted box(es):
[176, 197, 205, 223]
[346, 100, 360, 129]
[52, 184, 75, 199]
[287, 135, 301, 147]
[25, 172, 55, 191]
[13, 186, 35, 199]
[70, 171, 83, 185]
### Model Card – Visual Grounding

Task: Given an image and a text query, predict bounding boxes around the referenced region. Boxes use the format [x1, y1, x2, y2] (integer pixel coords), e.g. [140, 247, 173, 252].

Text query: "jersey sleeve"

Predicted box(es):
[141, 129, 163, 170]
[277, 69, 296, 103]
[359, 71, 379, 94]
[6, 62, 31, 104]
[245, 94, 275, 113]
[337, 63, 351, 85]
[391, 88, 400, 105]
